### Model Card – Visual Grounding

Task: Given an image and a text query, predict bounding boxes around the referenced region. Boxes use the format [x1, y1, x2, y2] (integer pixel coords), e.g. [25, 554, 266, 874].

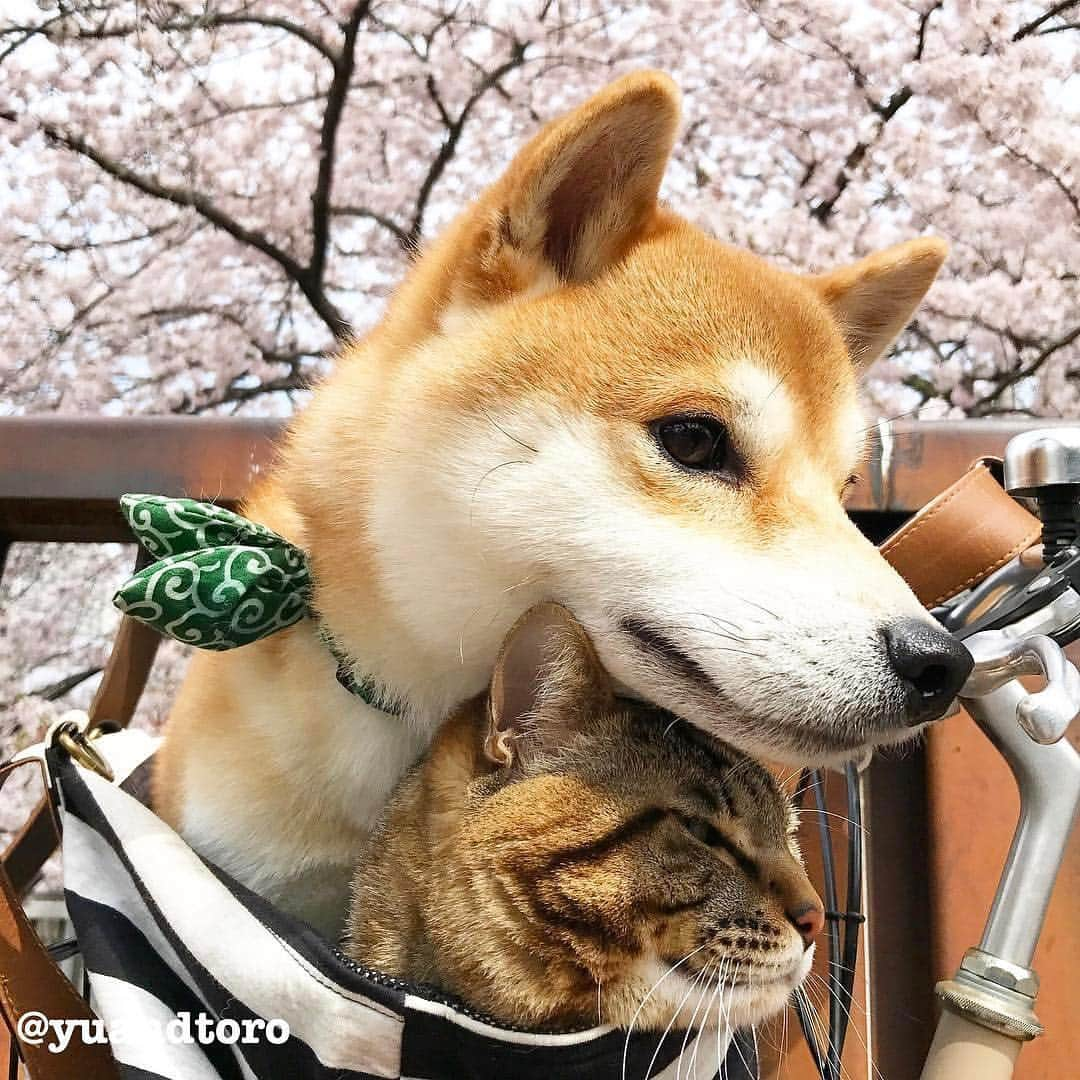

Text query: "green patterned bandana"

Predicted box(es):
[113, 494, 400, 713]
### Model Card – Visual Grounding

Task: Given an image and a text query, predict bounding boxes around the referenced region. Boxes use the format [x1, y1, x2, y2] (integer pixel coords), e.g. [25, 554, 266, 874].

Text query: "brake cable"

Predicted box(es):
[792, 764, 865, 1080]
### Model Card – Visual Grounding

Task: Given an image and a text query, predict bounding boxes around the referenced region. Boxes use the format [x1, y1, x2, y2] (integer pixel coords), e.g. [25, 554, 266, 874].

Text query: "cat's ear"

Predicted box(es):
[809, 238, 948, 367]
[485, 603, 614, 769]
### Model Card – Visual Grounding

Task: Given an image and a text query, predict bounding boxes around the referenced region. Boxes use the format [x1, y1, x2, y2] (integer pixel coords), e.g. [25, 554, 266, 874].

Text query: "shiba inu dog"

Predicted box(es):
[153, 71, 970, 935]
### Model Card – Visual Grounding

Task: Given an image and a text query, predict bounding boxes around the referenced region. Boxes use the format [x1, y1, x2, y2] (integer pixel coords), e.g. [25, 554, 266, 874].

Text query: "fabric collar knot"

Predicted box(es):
[113, 494, 400, 714]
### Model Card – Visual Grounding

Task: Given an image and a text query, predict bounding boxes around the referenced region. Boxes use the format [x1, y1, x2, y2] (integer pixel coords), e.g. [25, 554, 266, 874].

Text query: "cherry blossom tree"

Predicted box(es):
[2, 0, 1076, 419]
[0, 1, 1077, 804]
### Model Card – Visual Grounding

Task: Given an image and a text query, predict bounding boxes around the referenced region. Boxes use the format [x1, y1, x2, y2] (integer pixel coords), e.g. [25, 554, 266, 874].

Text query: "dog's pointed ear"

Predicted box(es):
[811, 238, 948, 367]
[485, 603, 614, 770]
[465, 71, 680, 297]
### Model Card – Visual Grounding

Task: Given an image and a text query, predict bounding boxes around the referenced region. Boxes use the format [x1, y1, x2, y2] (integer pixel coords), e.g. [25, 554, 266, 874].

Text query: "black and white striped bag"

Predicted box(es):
[25, 725, 757, 1080]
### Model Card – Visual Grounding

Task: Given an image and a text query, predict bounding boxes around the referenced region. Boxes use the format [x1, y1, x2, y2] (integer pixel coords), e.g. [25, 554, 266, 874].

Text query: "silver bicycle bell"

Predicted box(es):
[1004, 428, 1080, 557]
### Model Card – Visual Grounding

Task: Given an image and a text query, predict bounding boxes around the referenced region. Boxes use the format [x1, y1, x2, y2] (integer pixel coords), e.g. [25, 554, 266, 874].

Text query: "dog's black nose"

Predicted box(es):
[883, 618, 973, 723]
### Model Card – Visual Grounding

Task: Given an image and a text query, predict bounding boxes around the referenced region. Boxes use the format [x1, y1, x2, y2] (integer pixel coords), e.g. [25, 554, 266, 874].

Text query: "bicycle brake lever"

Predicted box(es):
[954, 545, 1080, 643]
[960, 630, 1080, 744]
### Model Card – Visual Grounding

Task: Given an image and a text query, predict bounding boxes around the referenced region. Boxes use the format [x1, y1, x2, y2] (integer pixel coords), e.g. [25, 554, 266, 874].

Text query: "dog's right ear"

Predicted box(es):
[485, 603, 614, 770]
[810, 238, 949, 368]
[460, 71, 680, 300]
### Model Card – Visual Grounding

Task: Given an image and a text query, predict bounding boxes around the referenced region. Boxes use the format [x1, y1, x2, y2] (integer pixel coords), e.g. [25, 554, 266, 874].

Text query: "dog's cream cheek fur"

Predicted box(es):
[364, 394, 928, 766]
[166, 628, 431, 935]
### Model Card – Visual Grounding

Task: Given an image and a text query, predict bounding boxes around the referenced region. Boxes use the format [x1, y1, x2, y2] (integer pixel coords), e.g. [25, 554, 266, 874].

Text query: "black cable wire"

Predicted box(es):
[811, 770, 842, 1080]
[790, 766, 866, 1080]
[792, 770, 830, 1079]
[835, 763, 863, 1061]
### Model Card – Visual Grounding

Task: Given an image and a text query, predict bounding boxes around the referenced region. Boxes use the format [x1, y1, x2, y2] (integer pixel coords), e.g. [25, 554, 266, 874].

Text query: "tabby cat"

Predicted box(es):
[345, 604, 823, 1034]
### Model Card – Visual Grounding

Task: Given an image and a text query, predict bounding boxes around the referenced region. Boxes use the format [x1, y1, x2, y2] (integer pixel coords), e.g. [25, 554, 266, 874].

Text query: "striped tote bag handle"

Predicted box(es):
[0, 755, 120, 1079]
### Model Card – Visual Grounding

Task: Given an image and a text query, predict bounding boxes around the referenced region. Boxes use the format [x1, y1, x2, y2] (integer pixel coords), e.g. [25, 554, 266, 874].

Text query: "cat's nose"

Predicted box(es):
[786, 900, 825, 947]
[770, 863, 825, 948]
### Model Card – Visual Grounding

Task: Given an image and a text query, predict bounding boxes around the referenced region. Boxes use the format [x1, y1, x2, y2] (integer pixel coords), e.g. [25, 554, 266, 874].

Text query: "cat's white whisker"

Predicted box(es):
[621, 943, 709, 1080]
[719, 959, 739, 1080]
[688, 964, 723, 1080]
[727, 962, 756, 1080]
[795, 806, 869, 835]
[716, 964, 726, 1080]
[682, 963, 717, 1078]
[678, 960, 717, 1080]
[811, 967, 869, 1018]
[779, 995, 789, 1079]
[749, 965, 760, 1070]
[645, 962, 709, 1080]
[808, 970, 884, 1080]
[674, 976, 703, 1080]
[797, 983, 849, 1080]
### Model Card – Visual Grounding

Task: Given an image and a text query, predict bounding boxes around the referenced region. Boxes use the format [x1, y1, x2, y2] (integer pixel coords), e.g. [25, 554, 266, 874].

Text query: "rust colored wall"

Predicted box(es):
[925, 707, 1080, 1080]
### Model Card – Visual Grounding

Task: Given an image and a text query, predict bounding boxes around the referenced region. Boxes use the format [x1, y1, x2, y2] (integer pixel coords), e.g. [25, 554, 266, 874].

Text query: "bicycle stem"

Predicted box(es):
[968, 681, 1080, 965]
[921, 680, 1080, 1080]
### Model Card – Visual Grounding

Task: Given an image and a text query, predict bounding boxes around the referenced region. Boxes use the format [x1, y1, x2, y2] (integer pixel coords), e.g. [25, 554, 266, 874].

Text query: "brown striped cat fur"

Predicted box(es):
[345, 604, 822, 1033]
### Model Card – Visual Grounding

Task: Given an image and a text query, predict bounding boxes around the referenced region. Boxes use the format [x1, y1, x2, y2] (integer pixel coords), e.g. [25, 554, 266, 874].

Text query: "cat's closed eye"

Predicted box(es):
[681, 814, 724, 847]
[679, 814, 760, 875]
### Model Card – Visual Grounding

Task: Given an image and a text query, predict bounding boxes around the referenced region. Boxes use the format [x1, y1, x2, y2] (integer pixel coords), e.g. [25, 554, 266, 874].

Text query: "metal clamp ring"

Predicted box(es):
[53, 721, 115, 782]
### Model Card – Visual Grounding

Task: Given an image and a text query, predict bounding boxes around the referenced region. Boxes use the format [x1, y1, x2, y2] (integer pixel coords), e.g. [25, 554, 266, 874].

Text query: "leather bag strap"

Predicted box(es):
[0, 758, 120, 1080]
[4, 605, 160, 897]
[879, 458, 1041, 607]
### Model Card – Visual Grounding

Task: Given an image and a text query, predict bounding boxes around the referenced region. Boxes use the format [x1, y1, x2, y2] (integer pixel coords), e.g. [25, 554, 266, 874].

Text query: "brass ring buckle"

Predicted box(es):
[53, 721, 115, 782]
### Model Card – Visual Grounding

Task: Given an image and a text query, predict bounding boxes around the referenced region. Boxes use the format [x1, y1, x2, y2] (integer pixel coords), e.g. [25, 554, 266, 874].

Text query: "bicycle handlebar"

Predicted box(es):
[920, 427, 1080, 1079]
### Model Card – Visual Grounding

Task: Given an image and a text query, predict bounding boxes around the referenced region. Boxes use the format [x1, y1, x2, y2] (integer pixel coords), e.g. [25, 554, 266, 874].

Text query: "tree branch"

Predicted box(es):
[914, 1, 945, 60]
[1, 9, 340, 65]
[408, 39, 529, 244]
[965, 105, 1080, 218]
[2, 111, 349, 338]
[1013, 1, 1079, 40]
[36, 667, 103, 702]
[28, 219, 180, 254]
[810, 86, 912, 223]
[969, 324, 1080, 415]
[332, 205, 412, 249]
[309, 2, 371, 288]
[187, 370, 314, 414]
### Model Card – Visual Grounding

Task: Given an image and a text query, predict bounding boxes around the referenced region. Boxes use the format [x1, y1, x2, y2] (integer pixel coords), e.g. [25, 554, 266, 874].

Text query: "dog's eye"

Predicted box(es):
[683, 815, 724, 847]
[652, 416, 740, 478]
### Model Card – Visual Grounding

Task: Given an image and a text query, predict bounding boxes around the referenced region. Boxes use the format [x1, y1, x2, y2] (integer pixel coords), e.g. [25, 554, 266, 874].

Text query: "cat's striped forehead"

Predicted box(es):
[528, 702, 794, 841]
[633, 709, 792, 832]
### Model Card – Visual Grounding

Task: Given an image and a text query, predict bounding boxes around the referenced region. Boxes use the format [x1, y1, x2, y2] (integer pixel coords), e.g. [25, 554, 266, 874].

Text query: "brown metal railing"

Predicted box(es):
[2, 415, 1076, 1080]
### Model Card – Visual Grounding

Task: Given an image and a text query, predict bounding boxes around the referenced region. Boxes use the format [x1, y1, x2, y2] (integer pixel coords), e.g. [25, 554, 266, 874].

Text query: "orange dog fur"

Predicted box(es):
[153, 72, 956, 936]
